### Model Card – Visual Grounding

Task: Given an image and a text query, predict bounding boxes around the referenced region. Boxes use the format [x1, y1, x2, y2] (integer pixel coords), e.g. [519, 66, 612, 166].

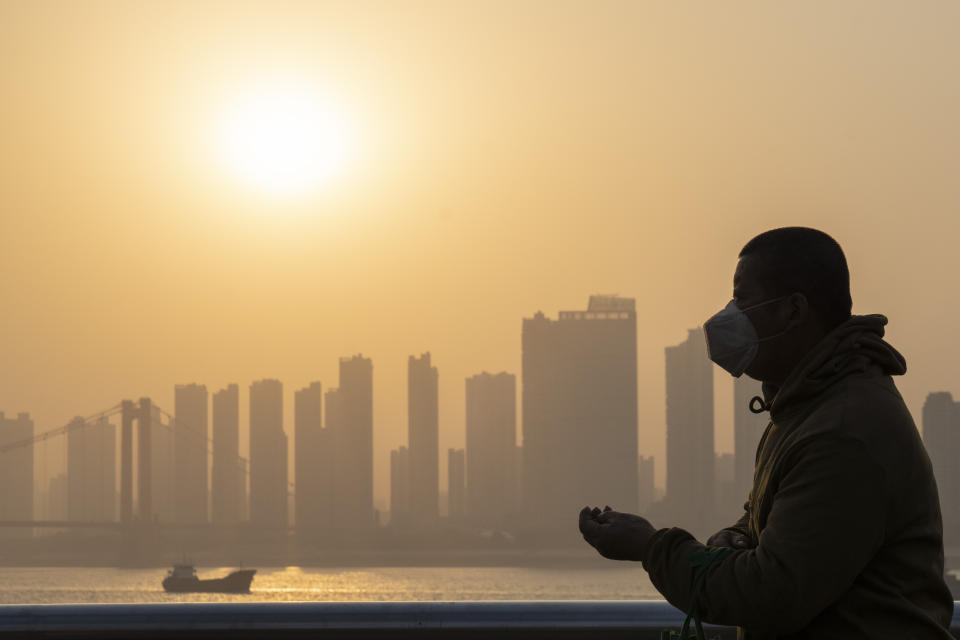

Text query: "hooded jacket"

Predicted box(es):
[642, 314, 954, 638]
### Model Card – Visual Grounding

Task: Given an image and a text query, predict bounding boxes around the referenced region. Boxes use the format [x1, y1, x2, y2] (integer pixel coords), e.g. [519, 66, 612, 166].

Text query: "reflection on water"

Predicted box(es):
[0, 566, 661, 604]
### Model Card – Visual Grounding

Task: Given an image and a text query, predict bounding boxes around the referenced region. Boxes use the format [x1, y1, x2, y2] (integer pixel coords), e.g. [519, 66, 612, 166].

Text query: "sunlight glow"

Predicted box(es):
[216, 80, 353, 197]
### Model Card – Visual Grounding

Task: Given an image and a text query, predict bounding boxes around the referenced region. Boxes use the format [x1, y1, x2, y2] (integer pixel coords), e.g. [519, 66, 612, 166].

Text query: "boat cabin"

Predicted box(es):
[168, 565, 198, 579]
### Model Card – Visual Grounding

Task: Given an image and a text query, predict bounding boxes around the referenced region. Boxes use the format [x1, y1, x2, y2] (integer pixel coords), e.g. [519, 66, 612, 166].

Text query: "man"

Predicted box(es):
[579, 227, 953, 638]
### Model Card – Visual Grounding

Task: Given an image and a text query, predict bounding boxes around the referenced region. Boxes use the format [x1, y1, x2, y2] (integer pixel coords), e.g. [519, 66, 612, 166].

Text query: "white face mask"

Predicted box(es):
[703, 296, 791, 377]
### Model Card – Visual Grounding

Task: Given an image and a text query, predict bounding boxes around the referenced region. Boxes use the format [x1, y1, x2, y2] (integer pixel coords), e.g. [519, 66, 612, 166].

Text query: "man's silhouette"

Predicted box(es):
[579, 227, 953, 638]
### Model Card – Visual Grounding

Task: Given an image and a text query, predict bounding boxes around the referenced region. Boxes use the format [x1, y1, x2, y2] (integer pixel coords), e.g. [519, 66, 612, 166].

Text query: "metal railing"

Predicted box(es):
[0, 601, 958, 638]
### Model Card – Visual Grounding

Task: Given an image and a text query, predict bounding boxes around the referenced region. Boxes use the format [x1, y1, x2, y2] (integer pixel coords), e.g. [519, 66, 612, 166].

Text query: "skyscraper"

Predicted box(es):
[390, 446, 410, 526]
[408, 353, 439, 519]
[249, 379, 288, 529]
[638, 455, 655, 513]
[331, 355, 374, 532]
[174, 383, 208, 524]
[0, 412, 33, 536]
[733, 376, 767, 509]
[923, 392, 959, 544]
[211, 384, 240, 524]
[522, 295, 638, 540]
[448, 448, 465, 520]
[715, 452, 738, 517]
[295, 381, 333, 537]
[67, 415, 116, 522]
[665, 328, 715, 534]
[465, 371, 517, 529]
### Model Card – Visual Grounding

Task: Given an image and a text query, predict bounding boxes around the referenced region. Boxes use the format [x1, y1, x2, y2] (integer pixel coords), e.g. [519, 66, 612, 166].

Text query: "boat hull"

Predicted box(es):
[162, 569, 256, 594]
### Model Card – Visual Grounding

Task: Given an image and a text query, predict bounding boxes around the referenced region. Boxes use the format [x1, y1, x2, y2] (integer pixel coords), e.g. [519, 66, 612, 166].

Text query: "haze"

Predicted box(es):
[2, 0, 959, 510]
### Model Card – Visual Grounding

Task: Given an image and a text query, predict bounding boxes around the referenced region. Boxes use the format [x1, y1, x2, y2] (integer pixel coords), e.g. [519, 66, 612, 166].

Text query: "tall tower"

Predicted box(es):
[465, 371, 517, 529]
[923, 392, 959, 544]
[408, 353, 439, 519]
[174, 383, 208, 523]
[0, 412, 34, 536]
[295, 381, 332, 537]
[249, 379, 287, 529]
[211, 384, 240, 524]
[665, 328, 715, 534]
[638, 455, 655, 513]
[332, 355, 374, 532]
[521, 295, 638, 540]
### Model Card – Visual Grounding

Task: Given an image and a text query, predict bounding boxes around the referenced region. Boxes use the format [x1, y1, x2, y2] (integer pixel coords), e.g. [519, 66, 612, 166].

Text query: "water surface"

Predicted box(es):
[0, 566, 661, 604]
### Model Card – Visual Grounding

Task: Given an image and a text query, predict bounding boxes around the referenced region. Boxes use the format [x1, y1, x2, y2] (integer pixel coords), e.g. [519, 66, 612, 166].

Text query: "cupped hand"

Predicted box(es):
[578, 505, 656, 562]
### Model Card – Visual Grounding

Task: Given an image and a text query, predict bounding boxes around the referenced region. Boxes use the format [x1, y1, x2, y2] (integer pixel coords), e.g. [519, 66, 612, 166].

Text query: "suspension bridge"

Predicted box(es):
[0, 398, 294, 533]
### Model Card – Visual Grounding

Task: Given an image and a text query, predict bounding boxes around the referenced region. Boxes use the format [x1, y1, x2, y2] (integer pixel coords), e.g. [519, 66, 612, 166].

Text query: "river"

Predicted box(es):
[0, 566, 661, 604]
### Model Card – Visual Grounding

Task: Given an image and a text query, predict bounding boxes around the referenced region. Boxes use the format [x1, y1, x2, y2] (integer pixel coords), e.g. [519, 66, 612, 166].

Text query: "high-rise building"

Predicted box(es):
[174, 383, 208, 524]
[67, 416, 116, 522]
[324, 387, 342, 529]
[522, 295, 638, 540]
[249, 379, 288, 529]
[923, 392, 959, 544]
[408, 353, 439, 519]
[465, 371, 517, 529]
[638, 455, 655, 513]
[331, 355, 374, 532]
[733, 376, 767, 510]
[715, 452, 738, 517]
[295, 381, 333, 537]
[0, 412, 34, 536]
[212, 384, 241, 524]
[448, 448, 465, 520]
[390, 446, 410, 526]
[665, 328, 715, 534]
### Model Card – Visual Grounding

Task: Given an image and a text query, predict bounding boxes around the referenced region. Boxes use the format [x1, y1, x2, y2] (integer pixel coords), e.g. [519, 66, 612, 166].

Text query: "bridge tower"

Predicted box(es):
[137, 397, 152, 522]
[120, 400, 135, 523]
[120, 398, 154, 524]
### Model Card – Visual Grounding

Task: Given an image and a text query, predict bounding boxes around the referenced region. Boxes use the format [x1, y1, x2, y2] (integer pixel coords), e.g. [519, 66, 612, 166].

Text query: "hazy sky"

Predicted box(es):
[3, 1, 959, 509]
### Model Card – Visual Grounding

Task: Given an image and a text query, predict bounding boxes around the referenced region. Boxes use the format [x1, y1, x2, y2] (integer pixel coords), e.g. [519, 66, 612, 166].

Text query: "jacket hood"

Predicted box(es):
[761, 314, 906, 420]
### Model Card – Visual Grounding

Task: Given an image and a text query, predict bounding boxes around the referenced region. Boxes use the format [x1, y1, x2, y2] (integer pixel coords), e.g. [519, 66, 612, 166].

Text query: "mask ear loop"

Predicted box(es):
[749, 395, 770, 414]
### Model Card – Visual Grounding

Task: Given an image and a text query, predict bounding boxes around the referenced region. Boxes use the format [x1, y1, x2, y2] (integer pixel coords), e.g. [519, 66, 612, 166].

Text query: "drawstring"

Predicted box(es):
[748, 395, 770, 414]
[661, 546, 735, 640]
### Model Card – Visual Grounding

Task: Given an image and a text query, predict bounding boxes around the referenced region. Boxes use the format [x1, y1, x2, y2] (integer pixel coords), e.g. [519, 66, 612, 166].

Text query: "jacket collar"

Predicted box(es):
[759, 314, 905, 421]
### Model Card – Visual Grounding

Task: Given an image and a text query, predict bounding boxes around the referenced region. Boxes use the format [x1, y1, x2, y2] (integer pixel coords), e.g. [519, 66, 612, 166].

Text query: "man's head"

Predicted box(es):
[725, 227, 852, 385]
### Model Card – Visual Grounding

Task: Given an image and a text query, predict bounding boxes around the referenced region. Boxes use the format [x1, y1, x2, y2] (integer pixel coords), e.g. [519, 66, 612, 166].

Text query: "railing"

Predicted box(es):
[0, 601, 958, 638]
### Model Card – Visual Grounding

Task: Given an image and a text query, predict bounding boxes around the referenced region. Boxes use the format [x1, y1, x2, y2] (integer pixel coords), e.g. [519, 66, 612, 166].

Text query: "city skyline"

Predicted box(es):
[5, 311, 960, 549]
[9, 318, 960, 524]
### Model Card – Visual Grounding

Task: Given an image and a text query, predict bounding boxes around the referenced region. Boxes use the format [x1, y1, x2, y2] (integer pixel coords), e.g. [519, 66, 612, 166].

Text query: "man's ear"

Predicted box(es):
[786, 292, 809, 329]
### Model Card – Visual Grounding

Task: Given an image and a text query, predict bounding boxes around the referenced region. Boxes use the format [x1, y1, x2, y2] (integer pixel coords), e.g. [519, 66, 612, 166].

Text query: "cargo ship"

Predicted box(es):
[162, 564, 256, 593]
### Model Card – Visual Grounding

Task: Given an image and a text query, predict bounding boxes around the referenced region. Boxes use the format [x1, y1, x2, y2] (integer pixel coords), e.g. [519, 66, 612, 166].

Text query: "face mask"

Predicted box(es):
[703, 296, 791, 377]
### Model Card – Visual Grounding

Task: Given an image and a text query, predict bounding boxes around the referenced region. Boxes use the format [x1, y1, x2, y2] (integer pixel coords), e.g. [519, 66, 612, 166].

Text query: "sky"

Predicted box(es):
[2, 1, 960, 510]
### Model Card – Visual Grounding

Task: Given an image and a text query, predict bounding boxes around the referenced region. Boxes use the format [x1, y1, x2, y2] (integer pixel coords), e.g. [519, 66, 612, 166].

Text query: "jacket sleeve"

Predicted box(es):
[724, 501, 753, 539]
[642, 435, 886, 634]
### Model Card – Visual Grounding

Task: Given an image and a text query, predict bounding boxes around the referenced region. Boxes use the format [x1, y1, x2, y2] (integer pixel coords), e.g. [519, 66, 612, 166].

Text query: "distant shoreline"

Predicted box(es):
[0, 546, 633, 570]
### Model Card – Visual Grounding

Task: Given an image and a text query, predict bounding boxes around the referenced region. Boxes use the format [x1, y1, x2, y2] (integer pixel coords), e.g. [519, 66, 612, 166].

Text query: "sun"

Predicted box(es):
[215, 80, 353, 197]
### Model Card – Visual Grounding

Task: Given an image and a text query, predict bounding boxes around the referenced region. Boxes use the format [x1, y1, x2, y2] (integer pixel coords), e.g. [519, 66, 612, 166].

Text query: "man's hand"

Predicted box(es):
[705, 528, 754, 549]
[578, 505, 656, 561]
